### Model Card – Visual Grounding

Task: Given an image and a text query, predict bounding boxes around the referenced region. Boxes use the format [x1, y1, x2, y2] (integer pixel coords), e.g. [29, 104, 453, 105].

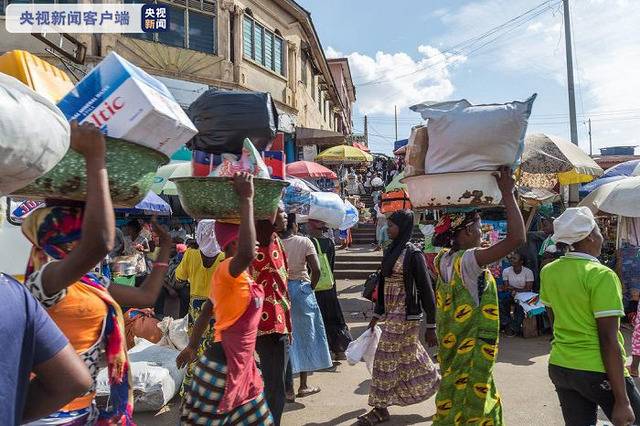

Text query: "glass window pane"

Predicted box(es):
[243, 16, 253, 59]
[254, 23, 263, 65]
[274, 37, 283, 75]
[188, 11, 214, 53]
[264, 31, 273, 71]
[56, 0, 78, 3]
[158, 5, 185, 49]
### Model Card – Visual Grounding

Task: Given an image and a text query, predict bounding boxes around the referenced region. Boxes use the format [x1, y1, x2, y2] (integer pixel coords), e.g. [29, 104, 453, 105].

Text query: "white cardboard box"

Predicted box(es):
[57, 52, 197, 157]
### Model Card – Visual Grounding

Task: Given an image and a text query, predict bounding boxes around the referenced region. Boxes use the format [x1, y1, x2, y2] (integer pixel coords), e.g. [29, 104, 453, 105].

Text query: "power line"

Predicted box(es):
[354, 0, 561, 88]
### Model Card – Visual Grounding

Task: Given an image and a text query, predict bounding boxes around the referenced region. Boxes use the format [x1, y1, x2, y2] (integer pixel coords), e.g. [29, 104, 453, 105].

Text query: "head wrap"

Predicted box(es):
[215, 221, 240, 252]
[551, 207, 597, 247]
[433, 211, 479, 248]
[381, 210, 414, 277]
[195, 219, 221, 258]
[22, 206, 84, 277]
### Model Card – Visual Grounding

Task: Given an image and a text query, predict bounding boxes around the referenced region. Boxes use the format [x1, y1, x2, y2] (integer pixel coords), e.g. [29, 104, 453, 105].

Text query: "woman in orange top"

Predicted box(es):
[22, 122, 172, 426]
[177, 173, 273, 425]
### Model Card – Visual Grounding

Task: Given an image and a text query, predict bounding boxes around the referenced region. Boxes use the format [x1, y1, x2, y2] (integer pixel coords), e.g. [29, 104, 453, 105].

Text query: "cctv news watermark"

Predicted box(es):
[5, 3, 170, 33]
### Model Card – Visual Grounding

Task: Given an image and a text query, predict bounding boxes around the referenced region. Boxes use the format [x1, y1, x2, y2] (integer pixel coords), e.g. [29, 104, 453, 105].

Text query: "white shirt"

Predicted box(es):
[439, 249, 484, 306]
[502, 266, 534, 289]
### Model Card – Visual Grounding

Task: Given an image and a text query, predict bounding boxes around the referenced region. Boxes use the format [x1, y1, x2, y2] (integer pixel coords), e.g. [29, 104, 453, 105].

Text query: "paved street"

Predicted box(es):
[134, 247, 628, 426]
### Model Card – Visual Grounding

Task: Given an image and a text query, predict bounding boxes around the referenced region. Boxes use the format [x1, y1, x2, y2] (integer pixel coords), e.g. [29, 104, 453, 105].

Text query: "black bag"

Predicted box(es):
[362, 270, 381, 302]
[187, 89, 278, 154]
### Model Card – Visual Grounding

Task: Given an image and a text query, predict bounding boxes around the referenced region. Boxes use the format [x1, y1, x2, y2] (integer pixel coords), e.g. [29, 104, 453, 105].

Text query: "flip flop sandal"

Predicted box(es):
[296, 386, 321, 398]
[357, 409, 390, 426]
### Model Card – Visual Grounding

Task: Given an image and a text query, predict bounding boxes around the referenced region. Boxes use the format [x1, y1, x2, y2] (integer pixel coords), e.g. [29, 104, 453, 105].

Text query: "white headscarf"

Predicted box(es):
[551, 207, 597, 246]
[196, 219, 221, 258]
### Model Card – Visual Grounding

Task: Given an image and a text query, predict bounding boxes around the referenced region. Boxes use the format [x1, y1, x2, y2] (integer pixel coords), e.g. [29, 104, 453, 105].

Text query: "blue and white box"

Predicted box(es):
[57, 52, 197, 157]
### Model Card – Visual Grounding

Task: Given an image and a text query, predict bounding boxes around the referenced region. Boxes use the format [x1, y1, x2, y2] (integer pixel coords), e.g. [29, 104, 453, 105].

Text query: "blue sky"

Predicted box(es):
[298, 0, 640, 155]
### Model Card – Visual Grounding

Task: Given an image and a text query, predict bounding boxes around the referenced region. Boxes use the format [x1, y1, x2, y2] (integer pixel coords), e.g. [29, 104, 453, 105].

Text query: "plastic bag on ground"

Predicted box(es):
[156, 315, 189, 351]
[210, 139, 270, 179]
[345, 326, 382, 374]
[410, 94, 536, 174]
[308, 192, 347, 228]
[96, 338, 185, 412]
[0, 73, 69, 195]
[187, 89, 278, 155]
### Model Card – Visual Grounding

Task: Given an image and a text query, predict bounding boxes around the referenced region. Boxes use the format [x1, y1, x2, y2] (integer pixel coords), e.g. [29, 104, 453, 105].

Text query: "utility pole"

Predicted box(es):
[394, 105, 398, 141]
[364, 115, 369, 146]
[588, 118, 593, 156]
[563, 0, 580, 204]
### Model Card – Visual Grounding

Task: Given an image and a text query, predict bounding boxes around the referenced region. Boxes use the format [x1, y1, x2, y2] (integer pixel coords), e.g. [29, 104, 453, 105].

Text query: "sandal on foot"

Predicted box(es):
[357, 408, 390, 426]
[297, 386, 321, 398]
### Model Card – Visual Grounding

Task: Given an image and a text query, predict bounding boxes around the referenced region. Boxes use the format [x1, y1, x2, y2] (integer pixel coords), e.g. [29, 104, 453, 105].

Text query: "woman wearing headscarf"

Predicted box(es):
[357, 210, 439, 426]
[177, 173, 274, 425]
[22, 122, 173, 425]
[431, 166, 525, 426]
[280, 214, 332, 398]
[174, 219, 226, 393]
[540, 207, 640, 426]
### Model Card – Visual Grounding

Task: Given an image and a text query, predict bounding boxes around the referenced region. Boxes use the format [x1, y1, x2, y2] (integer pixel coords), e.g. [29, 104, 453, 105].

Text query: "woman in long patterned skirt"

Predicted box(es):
[358, 210, 440, 425]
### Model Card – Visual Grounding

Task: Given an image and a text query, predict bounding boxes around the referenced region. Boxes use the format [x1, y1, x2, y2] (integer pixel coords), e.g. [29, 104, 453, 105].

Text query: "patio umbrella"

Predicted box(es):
[149, 162, 191, 196]
[118, 191, 172, 215]
[520, 133, 603, 185]
[579, 159, 640, 197]
[315, 145, 373, 165]
[286, 161, 337, 179]
[579, 176, 640, 217]
[385, 171, 407, 191]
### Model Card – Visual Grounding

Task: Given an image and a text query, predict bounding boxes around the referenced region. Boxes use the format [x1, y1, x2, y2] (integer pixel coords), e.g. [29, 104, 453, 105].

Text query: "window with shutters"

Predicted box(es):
[124, 0, 216, 54]
[242, 13, 285, 76]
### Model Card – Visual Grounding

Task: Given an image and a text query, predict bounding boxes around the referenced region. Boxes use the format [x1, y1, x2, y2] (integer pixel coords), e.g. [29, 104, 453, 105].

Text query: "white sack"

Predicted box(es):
[0, 73, 70, 195]
[410, 94, 536, 174]
[156, 315, 189, 351]
[96, 339, 185, 412]
[345, 326, 382, 374]
[308, 192, 346, 228]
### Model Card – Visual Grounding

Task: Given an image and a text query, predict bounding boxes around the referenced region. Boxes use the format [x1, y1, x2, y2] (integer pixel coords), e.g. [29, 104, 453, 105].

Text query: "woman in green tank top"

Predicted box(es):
[431, 166, 525, 425]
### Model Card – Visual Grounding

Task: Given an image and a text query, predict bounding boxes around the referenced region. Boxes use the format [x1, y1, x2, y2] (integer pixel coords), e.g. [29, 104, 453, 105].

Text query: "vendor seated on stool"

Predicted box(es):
[499, 252, 534, 336]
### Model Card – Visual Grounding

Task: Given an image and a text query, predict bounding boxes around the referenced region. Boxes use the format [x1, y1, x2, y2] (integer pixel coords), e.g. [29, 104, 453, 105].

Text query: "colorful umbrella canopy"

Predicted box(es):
[315, 145, 373, 165]
[118, 191, 172, 215]
[579, 176, 640, 217]
[286, 161, 337, 179]
[520, 133, 603, 185]
[579, 159, 640, 196]
[149, 162, 191, 196]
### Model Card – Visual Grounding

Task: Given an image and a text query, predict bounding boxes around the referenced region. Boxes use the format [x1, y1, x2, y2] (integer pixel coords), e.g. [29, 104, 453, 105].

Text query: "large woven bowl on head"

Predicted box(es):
[12, 138, 169, 207]
[171, 176, 289, 220]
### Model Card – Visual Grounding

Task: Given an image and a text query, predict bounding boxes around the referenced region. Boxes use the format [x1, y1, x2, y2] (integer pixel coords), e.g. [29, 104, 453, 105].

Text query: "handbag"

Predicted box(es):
[312, 238, 335, 292]
[362, 270, 380, 302]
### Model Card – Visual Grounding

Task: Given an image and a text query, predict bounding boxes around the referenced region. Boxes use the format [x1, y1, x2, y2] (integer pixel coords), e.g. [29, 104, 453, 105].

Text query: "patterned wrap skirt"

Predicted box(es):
[181, 353, 274, 425]
[368, 269, 440, 408]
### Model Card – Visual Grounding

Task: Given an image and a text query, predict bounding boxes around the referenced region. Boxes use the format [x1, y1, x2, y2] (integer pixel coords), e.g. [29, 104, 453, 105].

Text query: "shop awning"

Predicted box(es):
[295, 127, 346, 147]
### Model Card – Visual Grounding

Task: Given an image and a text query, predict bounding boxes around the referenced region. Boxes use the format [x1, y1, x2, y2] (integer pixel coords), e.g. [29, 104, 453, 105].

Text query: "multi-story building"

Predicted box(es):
[0, 0, 356, 159]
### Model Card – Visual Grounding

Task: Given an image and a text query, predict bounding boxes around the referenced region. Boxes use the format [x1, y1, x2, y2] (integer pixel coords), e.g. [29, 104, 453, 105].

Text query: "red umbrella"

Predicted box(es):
[286, 161, 337, 179]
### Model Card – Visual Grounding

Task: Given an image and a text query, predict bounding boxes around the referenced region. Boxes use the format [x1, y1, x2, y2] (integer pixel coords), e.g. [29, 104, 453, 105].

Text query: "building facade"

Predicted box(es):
[0, 0, 355, 139]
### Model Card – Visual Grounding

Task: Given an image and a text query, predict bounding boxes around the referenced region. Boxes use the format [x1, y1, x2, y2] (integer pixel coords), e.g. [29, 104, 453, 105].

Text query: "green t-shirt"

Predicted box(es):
[540, 253, 627, 374]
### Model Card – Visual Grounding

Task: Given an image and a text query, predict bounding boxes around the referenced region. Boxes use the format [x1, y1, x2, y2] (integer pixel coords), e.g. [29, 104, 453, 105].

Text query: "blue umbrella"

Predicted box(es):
[118, 191, 172, 215]
[580, 160, 640, 197]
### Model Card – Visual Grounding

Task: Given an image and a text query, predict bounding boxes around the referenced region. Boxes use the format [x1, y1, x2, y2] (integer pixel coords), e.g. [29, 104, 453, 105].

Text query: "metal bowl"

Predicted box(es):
[12, 138, 169, 207]
[171, 176, 288, 220]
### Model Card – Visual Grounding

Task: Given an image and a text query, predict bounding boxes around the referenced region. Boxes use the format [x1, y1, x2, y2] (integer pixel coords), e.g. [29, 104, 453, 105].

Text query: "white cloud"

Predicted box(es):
[326, 45, 466, 116]
[436, 0, 640, 148]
